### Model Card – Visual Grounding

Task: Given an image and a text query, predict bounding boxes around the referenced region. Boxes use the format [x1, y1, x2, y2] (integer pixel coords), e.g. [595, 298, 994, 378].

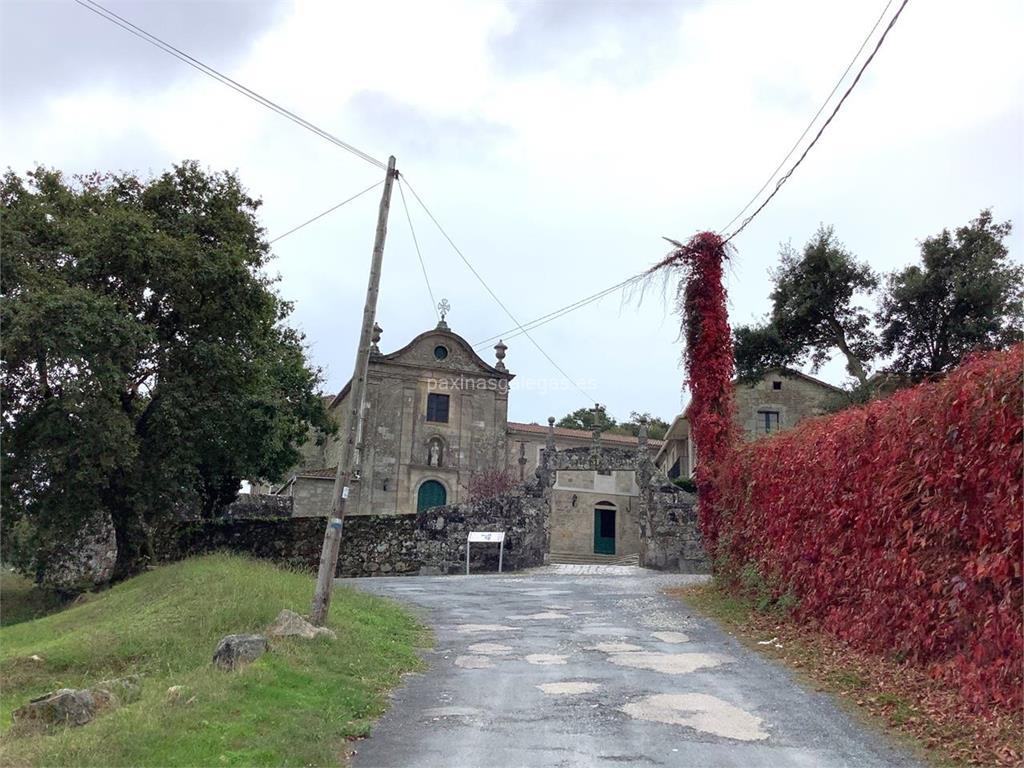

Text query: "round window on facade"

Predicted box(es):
[433, 345, 449, 360]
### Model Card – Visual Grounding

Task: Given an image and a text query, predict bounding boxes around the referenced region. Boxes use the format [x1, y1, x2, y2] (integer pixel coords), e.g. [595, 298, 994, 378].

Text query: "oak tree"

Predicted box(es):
[1, 163, 330, 580]
[734, 226, 878, 386]
[877, 209, 1022, 379]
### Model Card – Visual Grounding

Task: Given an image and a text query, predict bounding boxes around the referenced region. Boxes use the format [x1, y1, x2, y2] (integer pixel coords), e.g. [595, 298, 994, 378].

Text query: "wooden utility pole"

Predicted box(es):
[310, 155, 397, 625]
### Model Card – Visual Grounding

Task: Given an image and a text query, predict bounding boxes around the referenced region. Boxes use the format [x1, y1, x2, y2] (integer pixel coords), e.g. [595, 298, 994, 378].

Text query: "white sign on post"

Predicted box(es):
[466, 531, 506, 574]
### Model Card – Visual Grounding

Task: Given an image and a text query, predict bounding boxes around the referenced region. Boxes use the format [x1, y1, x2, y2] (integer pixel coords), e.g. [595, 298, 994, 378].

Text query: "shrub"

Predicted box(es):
[715, 346, 1023, 710]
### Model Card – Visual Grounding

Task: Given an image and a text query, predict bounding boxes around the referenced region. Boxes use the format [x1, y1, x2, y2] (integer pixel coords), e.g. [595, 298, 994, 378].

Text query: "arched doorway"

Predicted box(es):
[417, 480, 447, 512]
[593, 501, 616, 555]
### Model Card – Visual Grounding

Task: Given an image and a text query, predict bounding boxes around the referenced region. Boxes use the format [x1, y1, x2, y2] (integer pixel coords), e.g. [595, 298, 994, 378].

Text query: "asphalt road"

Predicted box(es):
[342, 565, 918, 768]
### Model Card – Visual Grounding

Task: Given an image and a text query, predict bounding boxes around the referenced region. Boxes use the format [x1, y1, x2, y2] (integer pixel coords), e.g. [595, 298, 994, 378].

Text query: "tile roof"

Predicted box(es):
[507, 421, 663, 447]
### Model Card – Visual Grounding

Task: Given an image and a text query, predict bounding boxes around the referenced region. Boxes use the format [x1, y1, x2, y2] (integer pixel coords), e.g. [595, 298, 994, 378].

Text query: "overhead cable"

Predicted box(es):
[74, 0, 386, 170]
[401, 177, 595, 403]
[397, 178, 440, 320]
[724, 0, 911, 242]
[269, 180, 383, 243]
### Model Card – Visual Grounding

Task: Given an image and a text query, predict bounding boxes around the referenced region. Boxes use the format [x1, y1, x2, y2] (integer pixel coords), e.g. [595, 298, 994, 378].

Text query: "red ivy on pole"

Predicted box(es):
[649, 231, 737, 555]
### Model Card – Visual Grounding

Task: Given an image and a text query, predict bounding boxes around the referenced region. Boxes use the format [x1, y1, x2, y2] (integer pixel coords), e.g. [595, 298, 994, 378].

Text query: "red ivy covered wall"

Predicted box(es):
[659, 232, 1022, 711]
[720, 347, 1023, 710]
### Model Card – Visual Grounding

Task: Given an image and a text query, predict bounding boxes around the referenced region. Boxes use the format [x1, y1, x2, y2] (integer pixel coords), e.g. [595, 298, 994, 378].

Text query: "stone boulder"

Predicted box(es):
[40, 511, 118, 594]
[267, 609, 337, 640]
[13, 689, 96, 727]
[213, 634, 268, 670]
[11, 675, 143, 729]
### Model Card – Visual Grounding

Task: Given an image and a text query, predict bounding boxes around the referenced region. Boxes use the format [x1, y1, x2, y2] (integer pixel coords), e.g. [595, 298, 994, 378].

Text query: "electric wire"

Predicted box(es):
[487, 0, 913, 342]
[718, 0, 896, 235]
[73, 0, 386, 170]
[269, 181, 383, 244]
[474, 272, 646, 348]
[78, 0, 910, 353]
[401, 177, 594, 403]
[397, 178, 440, 320]
[723, 0, 910, 243]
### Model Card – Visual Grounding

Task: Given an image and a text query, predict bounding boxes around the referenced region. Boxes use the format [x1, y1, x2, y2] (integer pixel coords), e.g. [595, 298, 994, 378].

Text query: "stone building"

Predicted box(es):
[655, 368, 842, 480]
[273, 318, 661, 560]
[277, 317, 513, 516]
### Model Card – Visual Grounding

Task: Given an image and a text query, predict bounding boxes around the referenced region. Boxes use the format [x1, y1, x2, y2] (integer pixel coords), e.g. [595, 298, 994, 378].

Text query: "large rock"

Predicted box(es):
[40, 511, 118, 594]
[267, 609, 337, 640]
[13, 689, 96, 727]
[213, 634, 268, 670]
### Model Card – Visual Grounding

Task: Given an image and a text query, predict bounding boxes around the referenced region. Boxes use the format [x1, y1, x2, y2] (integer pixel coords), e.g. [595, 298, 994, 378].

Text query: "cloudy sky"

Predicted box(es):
[3, 0, 1021, 425]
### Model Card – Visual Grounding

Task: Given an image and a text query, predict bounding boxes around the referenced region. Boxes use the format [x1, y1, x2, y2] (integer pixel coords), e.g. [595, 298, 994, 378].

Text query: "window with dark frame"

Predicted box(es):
[758, 410, 781, 434]
[772, 380, 782, 390]
[426, 393, 450, 423]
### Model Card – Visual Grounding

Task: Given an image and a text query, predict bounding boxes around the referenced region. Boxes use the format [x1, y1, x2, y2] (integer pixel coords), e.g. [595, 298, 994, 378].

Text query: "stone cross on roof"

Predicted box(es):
[435, 298, 451, 330]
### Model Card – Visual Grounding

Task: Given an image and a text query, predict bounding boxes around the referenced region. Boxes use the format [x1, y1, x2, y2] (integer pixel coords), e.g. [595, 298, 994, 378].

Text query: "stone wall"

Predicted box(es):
[639, 479, 708, 573]
[157, 515, 324, 572]
[221, 493, 294, 519]
[337, 516, 419, 576]
[157, 486, 548, 577]
[733, 370, 836, 440]
[155, 445, 706, 576]
[417, 488, 549, 574]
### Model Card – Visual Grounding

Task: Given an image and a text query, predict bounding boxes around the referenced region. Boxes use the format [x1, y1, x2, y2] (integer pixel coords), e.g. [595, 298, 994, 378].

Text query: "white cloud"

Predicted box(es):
[3, 0, 1021, 423]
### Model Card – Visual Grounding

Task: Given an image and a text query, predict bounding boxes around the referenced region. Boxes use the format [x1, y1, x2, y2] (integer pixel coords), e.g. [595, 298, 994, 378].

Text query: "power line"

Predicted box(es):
[474, 273, 646, 347]
[724, 0, 910, 243]
[482, 1, 910, 348]
[73, 0, 386, 170]
[719, 0, 895, 235]
[397, 178, 439, 320]
[401, 177, 594, 403]
[269, 181, 383, 244]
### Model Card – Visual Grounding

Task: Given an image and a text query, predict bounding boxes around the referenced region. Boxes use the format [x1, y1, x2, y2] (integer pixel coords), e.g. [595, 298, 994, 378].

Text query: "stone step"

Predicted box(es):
[548, 551, 640, 566]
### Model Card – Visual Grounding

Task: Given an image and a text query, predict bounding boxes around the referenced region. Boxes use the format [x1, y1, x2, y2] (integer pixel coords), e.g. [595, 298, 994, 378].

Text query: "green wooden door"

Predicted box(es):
[593, 508, 616, 554]
[417, 480, 447, 512]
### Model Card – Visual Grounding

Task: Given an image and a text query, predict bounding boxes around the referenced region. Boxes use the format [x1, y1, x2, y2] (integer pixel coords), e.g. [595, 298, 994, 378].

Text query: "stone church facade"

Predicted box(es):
[272, 318, 661, 559]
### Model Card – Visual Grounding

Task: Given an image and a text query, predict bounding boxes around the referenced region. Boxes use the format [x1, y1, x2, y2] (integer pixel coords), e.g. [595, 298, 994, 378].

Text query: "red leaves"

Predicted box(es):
[652, 231, 737, 555]
[713, 346, 1024, 711]
[662, 227, 1022, 712]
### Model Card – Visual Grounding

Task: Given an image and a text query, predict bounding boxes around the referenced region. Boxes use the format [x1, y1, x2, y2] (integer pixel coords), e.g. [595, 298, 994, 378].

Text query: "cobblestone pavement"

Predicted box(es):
[340, 567, 919, 768]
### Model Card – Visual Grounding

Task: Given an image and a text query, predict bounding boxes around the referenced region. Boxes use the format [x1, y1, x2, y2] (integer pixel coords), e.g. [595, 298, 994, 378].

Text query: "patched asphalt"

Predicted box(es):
[340, 565, 920, 768]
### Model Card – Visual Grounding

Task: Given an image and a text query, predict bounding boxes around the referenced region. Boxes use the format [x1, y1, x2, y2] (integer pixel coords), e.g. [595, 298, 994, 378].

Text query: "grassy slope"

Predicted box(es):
[0, 555, 427, 767]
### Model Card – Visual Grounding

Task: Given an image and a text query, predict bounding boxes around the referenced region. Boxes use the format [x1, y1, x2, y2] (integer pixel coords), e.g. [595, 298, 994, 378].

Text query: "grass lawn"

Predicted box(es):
[671, 580, 1023, 768]
[0, 554, 428, 767]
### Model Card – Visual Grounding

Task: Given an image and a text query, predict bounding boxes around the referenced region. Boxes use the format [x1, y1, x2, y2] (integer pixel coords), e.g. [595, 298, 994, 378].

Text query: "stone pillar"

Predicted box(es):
[536, 417, 557, 487]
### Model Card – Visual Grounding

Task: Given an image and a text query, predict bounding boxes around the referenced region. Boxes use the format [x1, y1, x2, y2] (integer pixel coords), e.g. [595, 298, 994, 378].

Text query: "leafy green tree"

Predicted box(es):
[556, 406, 617, 432]
[734, 226, 878, 386]
[607, 411, 670, 440]
[877, 210, 1022, 379]
[1, 163, 331, 580]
